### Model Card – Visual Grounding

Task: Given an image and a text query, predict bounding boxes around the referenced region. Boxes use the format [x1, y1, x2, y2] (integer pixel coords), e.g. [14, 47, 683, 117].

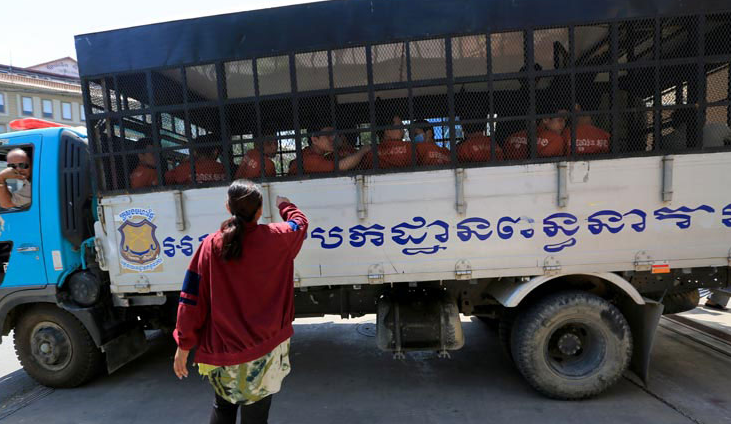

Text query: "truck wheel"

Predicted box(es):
[511, 291, 632, 400]
[498, 312, 515, 363]
[14, 304, 102, 388]
[661, 289, 700, 315]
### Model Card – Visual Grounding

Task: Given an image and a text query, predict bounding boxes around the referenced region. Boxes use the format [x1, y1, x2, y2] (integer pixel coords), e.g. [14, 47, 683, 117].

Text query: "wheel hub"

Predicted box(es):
[557, 333, 582, 356]
[30, 324, 72, 370]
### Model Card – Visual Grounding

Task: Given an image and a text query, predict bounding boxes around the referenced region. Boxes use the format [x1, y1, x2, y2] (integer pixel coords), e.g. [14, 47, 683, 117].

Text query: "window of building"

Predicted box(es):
[0, 93, 5, 114]
[42, 100, 53, 118]
[22, 97, 33, 116]
[62, 102, 72, 120]
[79, 104, 85, 121]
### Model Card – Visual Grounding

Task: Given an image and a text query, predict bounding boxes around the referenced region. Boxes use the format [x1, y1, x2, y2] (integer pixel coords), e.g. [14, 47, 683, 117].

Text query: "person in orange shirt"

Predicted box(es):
[562, 104, 611, 155]
[165, 135, 227, 184]
[412, 120, 452, 166]
[235, 137, 278, 179]
[290, 126, 371, 174]
[457, 122, 504, 163]
[504, 103, 569, 159]
[365, 115, 412, 169]
[129, 138, 159, 189]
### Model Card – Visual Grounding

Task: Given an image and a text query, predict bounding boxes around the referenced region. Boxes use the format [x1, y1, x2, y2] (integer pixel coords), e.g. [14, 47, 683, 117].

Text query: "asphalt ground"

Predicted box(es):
[1, 311, 730, 424]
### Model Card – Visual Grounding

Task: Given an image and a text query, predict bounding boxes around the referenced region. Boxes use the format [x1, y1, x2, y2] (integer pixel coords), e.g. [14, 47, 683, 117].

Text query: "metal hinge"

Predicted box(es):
[173, 190, 186, 231]
[543, 256, 562, 275]
[356, 175, 368, 220]
[635, 251, 653, 271]
[93, 237, 108, 271]
[455, 259, 472, 280]
[727, 248, 731, 267]
[368, 264, 384, 284]
[662, 156, 674, 202]
[455, 168, 466, 215]
[557, 162, 568, 208]
[134, 275, 151, 293]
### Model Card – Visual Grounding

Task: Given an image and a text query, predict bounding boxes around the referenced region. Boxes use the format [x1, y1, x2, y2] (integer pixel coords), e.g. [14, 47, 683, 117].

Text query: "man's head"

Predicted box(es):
[7, 148, 31, 180]
[135, 138, 156, 168]
[412, 120, 434, 142]
[261, 137, 278, 157]
[192, 134, 221, 160]
[539, 100, 569, 134]
[383, 115, 405, 141]
[310, 127, 336, 153]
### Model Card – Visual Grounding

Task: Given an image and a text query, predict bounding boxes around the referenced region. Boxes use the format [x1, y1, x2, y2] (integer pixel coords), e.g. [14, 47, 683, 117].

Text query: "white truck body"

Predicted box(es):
[96, 152, 731, 295]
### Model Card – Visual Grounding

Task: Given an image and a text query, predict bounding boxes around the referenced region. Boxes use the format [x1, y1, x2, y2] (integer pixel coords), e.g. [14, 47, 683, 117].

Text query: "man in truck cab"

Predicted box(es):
[165, 135, 226, 184]
[0, 148, 32, 209]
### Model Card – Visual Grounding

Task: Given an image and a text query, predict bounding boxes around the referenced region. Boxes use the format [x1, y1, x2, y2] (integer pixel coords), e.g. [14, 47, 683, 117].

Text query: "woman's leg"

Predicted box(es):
[209, 393, 239, 424]
[238, 395, 273, 424]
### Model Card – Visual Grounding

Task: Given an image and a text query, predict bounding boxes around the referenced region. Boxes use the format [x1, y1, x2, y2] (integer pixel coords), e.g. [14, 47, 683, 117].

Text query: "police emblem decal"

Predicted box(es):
[117, 208, 163, 272]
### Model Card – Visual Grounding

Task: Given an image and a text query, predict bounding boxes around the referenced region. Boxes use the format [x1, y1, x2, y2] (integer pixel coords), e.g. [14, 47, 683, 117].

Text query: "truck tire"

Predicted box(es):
[661, 289, 700, 315]
[498, 312, 515, 363]
[511, 291, 632, 400]
[14, 304, 102, 388]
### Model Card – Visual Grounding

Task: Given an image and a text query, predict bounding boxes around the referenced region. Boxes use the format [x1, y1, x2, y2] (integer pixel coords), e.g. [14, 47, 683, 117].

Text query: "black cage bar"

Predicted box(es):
[76, 0, 731, 195]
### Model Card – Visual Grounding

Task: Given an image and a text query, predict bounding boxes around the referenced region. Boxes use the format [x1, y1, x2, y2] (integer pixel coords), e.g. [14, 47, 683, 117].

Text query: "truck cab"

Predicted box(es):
[0, 126, 144, 388]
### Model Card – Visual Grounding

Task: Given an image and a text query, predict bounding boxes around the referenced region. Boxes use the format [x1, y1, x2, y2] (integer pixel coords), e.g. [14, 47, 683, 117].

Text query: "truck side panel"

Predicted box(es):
[96, 152, 731, 294]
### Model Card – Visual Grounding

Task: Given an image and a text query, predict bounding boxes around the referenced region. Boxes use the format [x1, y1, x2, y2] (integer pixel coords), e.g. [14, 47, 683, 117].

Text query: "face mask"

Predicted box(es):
[413, 134, 425, 143]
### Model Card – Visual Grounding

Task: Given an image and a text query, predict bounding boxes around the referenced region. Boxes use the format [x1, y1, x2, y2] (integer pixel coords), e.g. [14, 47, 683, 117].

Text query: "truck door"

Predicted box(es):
[0, 136, 47, 289]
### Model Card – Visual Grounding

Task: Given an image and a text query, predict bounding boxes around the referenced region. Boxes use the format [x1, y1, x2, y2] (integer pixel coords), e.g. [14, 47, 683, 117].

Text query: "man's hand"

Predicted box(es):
[173, 347, 190, 379]
[276, 196, 291, 207]
[0, 167, 21, 182]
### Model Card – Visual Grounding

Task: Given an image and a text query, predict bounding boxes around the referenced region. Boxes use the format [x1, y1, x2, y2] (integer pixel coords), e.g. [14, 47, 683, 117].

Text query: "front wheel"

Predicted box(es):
[511, 291, 632, 400]
[14, 304, 102, 388]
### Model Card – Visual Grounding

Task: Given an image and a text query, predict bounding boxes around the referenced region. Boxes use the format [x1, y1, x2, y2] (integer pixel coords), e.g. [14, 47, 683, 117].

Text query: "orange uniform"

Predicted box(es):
[298, 147, 336, 174]
[235, 149, 276, 179]
[457, 135, 504, 162]
[416, 142, 451, 165]
[504, 128, 567, 160]
[562, 124, 611, 155]
[130, 165, 158, 189]
[365, 139, 411, 169]
[164, 158, 226, 184]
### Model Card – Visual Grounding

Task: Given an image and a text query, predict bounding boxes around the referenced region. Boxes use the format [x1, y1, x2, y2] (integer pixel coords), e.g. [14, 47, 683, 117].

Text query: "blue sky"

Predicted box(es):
[2, 0, 321, 67]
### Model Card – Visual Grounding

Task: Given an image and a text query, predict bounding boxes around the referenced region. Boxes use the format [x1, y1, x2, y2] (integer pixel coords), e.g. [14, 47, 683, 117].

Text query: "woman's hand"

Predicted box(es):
[276, 196, 291, 207]
[174, 347, 190, 379]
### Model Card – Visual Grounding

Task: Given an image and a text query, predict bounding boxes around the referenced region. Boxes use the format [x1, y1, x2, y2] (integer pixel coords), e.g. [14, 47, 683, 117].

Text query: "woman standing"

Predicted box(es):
[173, 179, 308, 424]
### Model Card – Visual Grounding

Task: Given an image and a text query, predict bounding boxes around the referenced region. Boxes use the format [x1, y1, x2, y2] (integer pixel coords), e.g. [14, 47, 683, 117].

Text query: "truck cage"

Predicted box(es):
[75, 0, 731, 196]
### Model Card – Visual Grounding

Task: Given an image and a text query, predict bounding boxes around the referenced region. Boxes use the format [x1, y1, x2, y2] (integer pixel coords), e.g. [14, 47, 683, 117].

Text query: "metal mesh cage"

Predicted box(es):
[82, 9, 731, 195]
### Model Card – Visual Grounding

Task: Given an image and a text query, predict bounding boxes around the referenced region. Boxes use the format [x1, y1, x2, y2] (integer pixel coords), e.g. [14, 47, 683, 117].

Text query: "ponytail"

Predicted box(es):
[218, 180, 263, 261]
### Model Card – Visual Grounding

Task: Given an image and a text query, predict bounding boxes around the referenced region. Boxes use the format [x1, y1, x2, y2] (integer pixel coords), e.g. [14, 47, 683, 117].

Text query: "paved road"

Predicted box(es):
[0, 314, 730, 424]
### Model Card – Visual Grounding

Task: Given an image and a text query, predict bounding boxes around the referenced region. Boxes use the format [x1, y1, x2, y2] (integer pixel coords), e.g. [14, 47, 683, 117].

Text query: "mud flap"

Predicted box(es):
[101, 326, 148, 374]
[620, 298, 664, 384]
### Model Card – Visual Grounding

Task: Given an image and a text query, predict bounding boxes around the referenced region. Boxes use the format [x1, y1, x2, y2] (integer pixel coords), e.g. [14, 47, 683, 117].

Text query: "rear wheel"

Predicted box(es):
[511, 291, 632, 400]
[14, 304, 102, 388]
[661, 289, 700, 315]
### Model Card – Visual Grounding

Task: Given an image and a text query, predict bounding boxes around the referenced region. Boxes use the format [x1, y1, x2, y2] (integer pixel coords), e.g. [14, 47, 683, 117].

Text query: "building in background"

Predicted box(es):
[0, 57, 83, 134]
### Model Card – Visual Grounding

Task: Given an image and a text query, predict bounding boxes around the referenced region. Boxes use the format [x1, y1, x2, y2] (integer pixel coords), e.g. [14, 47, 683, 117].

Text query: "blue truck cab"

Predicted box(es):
[0, 126, 146, 388]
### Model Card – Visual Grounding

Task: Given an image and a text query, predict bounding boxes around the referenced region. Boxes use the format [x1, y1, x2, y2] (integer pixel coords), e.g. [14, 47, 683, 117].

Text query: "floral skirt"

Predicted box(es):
[197, 338, 291, 405]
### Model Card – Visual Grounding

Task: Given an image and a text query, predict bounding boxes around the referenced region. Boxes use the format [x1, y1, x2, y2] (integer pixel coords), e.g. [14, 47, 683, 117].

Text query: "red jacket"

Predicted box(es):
[174, 202, 308, 365]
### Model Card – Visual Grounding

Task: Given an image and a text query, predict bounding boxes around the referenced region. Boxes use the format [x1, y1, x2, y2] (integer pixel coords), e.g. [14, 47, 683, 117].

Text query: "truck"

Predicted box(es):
[1, 0, 730, 399]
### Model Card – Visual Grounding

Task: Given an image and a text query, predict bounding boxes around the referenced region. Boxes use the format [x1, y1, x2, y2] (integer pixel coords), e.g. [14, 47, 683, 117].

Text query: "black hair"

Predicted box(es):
[218, 179, 263, 261]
